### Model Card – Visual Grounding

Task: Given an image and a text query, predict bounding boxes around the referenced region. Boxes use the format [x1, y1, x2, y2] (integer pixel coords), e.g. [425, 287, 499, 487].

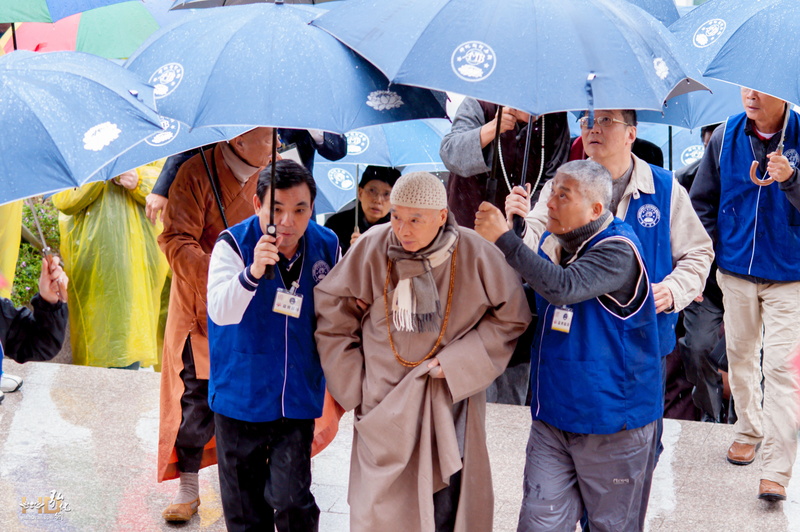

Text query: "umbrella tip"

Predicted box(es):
[128, 89, 142, 101]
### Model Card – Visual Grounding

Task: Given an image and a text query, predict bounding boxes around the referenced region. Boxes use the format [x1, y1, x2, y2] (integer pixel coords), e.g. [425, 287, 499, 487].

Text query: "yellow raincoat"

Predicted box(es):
[0, 200, 23, 299]
[52, 164, 168, 368]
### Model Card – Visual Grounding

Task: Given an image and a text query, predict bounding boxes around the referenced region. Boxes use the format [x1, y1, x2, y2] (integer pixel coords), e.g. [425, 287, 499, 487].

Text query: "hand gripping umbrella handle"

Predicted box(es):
[750, 160, 775, 186]
[751, 104, 791, 186]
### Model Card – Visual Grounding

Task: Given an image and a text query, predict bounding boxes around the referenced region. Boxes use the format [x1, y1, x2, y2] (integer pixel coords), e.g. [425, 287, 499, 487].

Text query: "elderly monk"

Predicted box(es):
[314, 172, 531, 532]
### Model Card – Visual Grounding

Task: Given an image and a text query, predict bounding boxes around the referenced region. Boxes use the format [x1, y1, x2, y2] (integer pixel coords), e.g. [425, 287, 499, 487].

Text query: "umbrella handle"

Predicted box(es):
[749, 144, 782, 187]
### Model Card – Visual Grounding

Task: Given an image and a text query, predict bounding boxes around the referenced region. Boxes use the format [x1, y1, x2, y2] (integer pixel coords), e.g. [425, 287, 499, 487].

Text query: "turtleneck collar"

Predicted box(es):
[555, 211, 612, 254]
[220, 142, 261, 185]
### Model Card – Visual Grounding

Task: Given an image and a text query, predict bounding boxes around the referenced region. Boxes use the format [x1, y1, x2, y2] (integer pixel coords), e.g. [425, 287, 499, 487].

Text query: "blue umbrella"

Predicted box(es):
[626, 0, 679, 26]
[335, 118, 450, 168]
[125, 2, 445, 133]
[638, 76, 741, 129]
[312, 0, 706, 116]
[670, 0, 799, 105]
[97, 119, 251, 179]
[0, 50, 165, 205]
[636, 123, 706, 172]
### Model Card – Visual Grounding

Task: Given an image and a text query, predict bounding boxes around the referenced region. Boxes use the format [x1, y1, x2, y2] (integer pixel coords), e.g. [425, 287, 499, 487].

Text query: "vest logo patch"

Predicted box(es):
[312, 261, 331, 283]
[150, 63, 184, 99]
[681, 144, 705, 166]
[637, 204, 661, 228]
[451, 41, 496, 82]
[693, 19, 726, 48]
[146, 117, 180, 147]
[784, 149, 800, 168]
[327, 167, 356, 191]
[346, 131, 370, 155]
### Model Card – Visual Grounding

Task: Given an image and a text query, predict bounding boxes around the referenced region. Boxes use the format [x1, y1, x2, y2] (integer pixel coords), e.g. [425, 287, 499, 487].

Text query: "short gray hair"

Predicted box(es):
[556, 160, 612, 209]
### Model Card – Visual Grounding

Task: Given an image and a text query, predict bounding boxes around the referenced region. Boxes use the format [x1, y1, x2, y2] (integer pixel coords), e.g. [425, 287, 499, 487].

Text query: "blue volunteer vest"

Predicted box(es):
[624, 164, 678, 356]
[208, 215, 340, 423]
[531, 219, 663, 434]
[717, 112, 800, 281]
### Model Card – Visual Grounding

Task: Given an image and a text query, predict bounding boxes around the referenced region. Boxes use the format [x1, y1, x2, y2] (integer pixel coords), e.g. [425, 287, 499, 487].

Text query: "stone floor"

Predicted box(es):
[1, 359, 799, 531]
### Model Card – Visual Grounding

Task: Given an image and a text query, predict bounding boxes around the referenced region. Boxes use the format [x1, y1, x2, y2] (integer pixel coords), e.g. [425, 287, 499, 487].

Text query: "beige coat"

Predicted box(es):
[314, 224, 531, 532]
[524, 154, 714, 312]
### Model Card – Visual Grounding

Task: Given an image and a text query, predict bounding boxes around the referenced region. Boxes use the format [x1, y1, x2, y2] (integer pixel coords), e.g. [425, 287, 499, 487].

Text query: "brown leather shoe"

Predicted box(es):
[162, 498, 200, 522]
[758, 479, 787, 501]
[727, 441, 757, 465]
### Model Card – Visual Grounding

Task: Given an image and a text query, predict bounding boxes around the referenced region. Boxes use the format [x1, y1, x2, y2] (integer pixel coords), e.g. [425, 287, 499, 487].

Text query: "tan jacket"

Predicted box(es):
[523, 154, 714, 312]
[314, 224, 531, 532]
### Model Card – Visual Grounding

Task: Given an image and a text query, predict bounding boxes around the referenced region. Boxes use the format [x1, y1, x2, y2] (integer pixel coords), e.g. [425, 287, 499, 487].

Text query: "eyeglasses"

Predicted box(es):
[578, 116, 633, 129]
[364, 187, 391, 201]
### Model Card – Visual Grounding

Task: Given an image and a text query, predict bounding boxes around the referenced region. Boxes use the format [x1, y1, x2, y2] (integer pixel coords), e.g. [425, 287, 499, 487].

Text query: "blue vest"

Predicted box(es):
[624, 164, 678, 356]
[531, 219, 662, 434]
[208, 216, 339, 423]
[717, 112, 800, 281]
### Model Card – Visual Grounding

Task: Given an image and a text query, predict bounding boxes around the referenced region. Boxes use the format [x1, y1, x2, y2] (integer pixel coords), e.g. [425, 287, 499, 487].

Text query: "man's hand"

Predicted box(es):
[249, 234, 282, 279]
[427, 357, 445, 379]
[145, 193, 168, 224]
[350, 229, 361, 247]
[114, 170, 139, 190]
[767, 151, 796, 183]
[479, 109, 518, 148]
[652, 282, 674, 314]
[505, 185, 532, 226]
[39, 255, 68, 304]
[474, 201, 509, 243]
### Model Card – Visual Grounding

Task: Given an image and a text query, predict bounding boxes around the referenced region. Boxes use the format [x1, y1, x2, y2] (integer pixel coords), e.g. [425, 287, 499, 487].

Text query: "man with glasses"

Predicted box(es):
[506, 109, 714, 450]
[325, 165, 400, 254]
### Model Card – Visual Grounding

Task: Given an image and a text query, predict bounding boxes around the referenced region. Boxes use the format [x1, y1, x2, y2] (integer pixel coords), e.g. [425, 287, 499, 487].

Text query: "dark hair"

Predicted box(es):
[359, 165, 401, 188]
[621, 109, 638, 127]
[701, 123, 721, 138]
[256, 159, 316, 204]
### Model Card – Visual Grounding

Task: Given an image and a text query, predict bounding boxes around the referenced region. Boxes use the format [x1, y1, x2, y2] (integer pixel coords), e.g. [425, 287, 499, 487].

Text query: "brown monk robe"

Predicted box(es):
[314, 172, 531, 532]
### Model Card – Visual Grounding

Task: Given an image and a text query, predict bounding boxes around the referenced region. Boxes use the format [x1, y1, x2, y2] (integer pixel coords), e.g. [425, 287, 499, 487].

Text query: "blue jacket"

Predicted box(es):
[717, 112, 800, 281]
[208, 216, 339, 423]
[624, 164, 678, 356]
[532, 219, 662, 434]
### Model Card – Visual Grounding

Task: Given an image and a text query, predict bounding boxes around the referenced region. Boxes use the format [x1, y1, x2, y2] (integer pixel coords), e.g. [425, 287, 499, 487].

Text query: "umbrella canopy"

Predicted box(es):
[670, 0, 800, 105]
[626, 0, 679, 26]
[336, 118, 450, 168]
[171, 0, 339, 7]
[0, 0, 132, 22]
[0, 50, 165, 205]
[638, 76, 741, 129]
[312, 0, 706, 116]
[1, 0, 187, 58]
[125, 2, 446, 133]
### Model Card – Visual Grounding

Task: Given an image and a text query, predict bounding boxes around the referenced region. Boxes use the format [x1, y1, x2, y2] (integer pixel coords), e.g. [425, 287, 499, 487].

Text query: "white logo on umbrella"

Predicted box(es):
[451, 41, 496, 82]
[637, 204, 661, 228]
[328, 167, 356, 191]
[366, 90, 404, 111]
[693, 19, 726, 48]
[150, 63, 184, 99]
[146, 117, 180, 147]
[681, 144, 705, 166]
[346, 131, 370, 155]
[83, 122, 121, 152]
[653, 58, 669, 80]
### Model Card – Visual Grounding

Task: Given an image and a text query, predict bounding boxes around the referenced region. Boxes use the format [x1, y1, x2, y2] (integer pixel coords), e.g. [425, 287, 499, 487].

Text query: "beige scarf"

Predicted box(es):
[387, 212, 459, 333]
[220, 142, 260, 185]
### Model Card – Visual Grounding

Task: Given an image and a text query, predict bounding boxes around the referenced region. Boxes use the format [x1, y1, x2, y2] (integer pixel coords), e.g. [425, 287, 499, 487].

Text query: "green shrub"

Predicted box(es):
[11, 198, 61, 308]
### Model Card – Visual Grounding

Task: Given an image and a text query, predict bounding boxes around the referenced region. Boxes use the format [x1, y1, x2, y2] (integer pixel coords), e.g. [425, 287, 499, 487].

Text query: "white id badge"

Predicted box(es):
[273, 289, 303, 318]
[551, 306, 573, 333]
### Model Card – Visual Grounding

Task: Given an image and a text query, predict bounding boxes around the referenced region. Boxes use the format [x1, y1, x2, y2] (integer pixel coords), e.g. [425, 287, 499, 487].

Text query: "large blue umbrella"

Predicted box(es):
[670, 0, 799, 105]
[0, 50, 165, 205]
[638, 76, 741, 129]
[312, 0, 706, 116]
[626, 0, 679, 26]
[125, 2, 445, 133]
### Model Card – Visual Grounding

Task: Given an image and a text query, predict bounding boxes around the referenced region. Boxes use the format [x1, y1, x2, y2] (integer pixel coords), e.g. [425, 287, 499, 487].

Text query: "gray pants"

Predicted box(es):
[517, 420, 657, 532]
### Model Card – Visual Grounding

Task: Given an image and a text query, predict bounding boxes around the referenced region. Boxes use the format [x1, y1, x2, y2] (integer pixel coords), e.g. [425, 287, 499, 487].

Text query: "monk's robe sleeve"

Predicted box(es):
[435, 240, 531, 403]
[314, 237, 378, 412]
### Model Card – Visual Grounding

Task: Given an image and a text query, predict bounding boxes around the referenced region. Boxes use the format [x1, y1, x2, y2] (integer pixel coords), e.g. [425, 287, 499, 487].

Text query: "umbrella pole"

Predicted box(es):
[668, 126, 673, 171]
[199, 148, 229, 228]
[264, 128, 279, 281]
[25, 198, 67, 302]
[486, 106, 504, 204]
[749, 103, 791, 186]
[11, 23, 17, 50]
[512, 114, 535, 236]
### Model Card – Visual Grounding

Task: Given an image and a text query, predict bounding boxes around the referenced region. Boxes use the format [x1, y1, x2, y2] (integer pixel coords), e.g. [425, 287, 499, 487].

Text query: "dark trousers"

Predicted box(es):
[215, 413, 320, 532]
[433, 470, 462, 532]
[678, 298, 727, 422]
[175, 336, 215, 473]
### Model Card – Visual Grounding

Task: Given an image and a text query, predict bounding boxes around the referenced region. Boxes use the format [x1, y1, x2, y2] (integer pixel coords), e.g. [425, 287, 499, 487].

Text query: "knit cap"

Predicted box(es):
[389, 172, 447, 210]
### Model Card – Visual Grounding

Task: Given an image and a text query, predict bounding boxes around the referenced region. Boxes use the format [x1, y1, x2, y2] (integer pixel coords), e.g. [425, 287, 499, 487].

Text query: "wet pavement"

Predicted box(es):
[1, 359, 799, 531]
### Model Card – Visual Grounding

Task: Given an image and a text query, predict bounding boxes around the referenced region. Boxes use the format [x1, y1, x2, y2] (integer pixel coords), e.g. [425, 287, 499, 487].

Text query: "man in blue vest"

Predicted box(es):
[206, 159, 340, 531]
[475, 159, 662, 531]
[691, 88, 800, 502]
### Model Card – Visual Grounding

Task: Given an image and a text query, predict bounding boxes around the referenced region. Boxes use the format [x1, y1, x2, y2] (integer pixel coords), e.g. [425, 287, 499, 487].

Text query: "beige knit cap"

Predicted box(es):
[389, 172, 447, 210]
